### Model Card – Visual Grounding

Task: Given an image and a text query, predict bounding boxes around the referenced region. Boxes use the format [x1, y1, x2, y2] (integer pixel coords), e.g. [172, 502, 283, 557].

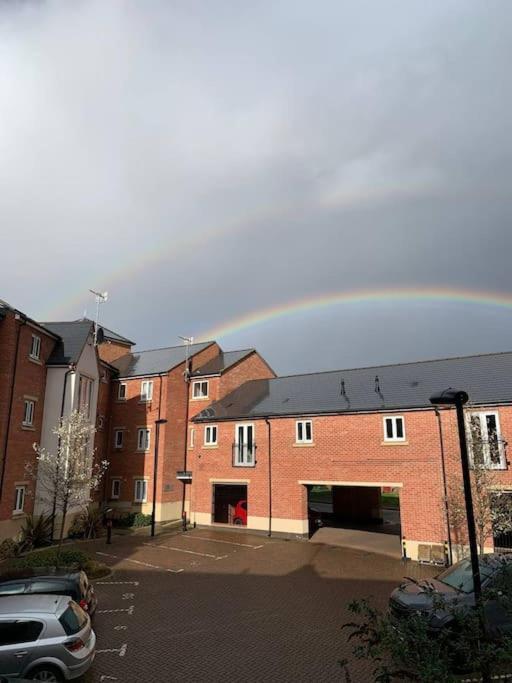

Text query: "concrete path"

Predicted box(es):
[310, 525, 402, 558]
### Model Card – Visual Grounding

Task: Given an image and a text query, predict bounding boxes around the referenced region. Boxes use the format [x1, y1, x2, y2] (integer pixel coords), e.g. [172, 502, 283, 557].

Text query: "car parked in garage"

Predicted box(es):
[0, 594, 96, 681]
[0, 569, 97, 616]
[233, 500, 247, 525]
[390, 553, 512, 634]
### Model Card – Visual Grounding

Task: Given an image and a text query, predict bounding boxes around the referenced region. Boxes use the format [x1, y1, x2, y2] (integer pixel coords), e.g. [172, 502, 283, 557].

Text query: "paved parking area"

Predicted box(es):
[79, 527, 437, 682]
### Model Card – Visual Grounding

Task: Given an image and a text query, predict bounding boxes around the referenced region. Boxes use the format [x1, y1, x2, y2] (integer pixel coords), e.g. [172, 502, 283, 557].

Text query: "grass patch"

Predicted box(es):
[381, 492, 399, 509]
[5, 547, 110, 580]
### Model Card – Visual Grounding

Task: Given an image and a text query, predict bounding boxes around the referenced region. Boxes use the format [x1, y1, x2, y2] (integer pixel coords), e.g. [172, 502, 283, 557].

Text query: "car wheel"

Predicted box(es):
[233, 518, 243, 525]
[29, 665, 64, 682]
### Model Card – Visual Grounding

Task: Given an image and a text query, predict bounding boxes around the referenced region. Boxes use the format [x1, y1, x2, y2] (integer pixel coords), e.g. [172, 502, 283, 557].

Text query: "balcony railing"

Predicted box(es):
[469, 436, 507, 470]
[232, 442, 257, 467]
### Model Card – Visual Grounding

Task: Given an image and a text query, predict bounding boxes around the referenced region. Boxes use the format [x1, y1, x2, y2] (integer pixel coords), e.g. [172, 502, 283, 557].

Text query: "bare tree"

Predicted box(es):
[449, 424, 512, 555]
[28, 409, 108, 553]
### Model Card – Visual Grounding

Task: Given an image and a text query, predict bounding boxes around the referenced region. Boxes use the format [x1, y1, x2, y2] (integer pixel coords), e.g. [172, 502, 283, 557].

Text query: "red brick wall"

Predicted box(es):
[218, 352, 276, 400]
[0, 315, 56, 523]
[98, 340, 132, 364]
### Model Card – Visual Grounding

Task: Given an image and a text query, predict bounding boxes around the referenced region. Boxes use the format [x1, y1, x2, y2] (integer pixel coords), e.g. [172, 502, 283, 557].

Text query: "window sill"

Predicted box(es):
[21, 425, 35, 431]
[12, 511, 26, 519]
[202, 444, 218, 449]
[381, 440, 409, 446]
[138, 400, 152, 405]
[293, 442, 315, 447]
[191, 397, 209, 401]
[136, 450, 150, 454]
[116, 399, 127, 403]
[28, 356, 42, 366]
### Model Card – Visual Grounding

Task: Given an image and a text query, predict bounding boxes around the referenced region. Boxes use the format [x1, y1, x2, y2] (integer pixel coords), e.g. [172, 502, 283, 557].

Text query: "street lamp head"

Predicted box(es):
[429, 388, 469, 406]
[155, 418, 168, 425]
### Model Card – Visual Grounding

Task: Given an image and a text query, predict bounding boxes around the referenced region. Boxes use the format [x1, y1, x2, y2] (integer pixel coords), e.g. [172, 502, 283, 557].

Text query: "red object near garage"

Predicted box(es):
[233, 500, 247, 525]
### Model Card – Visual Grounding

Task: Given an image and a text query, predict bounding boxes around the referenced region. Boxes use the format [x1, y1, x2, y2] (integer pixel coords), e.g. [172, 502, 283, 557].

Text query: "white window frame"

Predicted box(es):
[296, 420, 313, 444]
[137, 428, 150, 452]
[111, 479, 121, 499]
[234, 423, 255, 467]
[78, 375, 93, 417]
[467, 411, 505, 469]
[29, 334, 41, 360]
[204, 425, 218, 446]
[134, 479, 148, 503]
[97, 415, 105, 430]
[22, 400, 35, 427]
[383, 415, 406, 442]
[140, 380, 153, 402]
[118, 383, 127, 400]
[14, 485, 25, 513]
[114, 430, 124, 449]
[192, 380, 209, 399]
[189, 427, 195, 448]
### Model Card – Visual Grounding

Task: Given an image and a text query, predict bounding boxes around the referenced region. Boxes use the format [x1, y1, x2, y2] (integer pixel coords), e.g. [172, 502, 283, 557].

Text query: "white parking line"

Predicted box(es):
[143, 542, 227, 560]
[96, 581, 139, 586]
[97, 606, 134, 615]
[96, 551, 184, 573]
[185, 535, 264, 549]
[96, 643, 127, 657]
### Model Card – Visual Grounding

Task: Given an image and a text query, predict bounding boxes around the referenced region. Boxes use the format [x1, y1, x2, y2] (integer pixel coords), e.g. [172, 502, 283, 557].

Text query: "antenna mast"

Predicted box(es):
[178, 335, 194, 382]
[89, 289, 108, 346]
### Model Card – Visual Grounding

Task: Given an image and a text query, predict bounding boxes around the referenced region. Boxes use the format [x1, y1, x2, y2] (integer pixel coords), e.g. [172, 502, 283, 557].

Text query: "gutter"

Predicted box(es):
[0, 314, 26, 499]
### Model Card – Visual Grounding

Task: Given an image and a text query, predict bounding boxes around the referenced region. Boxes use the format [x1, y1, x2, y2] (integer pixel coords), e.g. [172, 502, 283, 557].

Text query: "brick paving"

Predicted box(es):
[78, 528, 437, 683]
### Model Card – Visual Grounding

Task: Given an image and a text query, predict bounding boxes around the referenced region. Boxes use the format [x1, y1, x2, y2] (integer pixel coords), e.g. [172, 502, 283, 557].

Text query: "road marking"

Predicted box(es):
[97, 605, 134, 615]
[143, 542, 227, 560]
[96, 551, 184, 573]
[185, 535, 264, 549]
[461, 676, 512, 682]
[96, 581, 139, 586]
[122, 593, 135, 600]
[96, 643, 127, 657]
[100, 676, 118, 681]
[114, 625, 127, 631]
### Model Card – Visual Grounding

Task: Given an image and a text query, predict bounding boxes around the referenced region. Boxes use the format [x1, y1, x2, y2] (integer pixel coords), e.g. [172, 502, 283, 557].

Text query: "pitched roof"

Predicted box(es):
[193, 351, 512, 421]
[77, 318, 134, 345]
[192, 349, 255, 377]
[0, 300, 60, 337]
[41, 320, 94, 365]
[113, 341, 215, 378]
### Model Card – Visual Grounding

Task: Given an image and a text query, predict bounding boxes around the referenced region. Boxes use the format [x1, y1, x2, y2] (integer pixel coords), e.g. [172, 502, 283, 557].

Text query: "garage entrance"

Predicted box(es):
[212, 484, 247, 525]
[306, 484, 402, 556]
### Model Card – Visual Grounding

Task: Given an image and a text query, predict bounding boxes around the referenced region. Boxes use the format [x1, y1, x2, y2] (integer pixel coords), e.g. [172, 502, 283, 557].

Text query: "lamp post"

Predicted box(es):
[430, 388, 490, 683]
[151, 418, 168, 538]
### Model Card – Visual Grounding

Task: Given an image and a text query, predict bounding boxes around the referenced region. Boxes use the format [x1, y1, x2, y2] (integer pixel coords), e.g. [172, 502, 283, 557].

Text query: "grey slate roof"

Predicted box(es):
[78, 318, 134, 345]
[194, 352, 512, 421]
[113, 341, 214, 378]
[41, 320, 94, 366]
[192, 349, 255, 377]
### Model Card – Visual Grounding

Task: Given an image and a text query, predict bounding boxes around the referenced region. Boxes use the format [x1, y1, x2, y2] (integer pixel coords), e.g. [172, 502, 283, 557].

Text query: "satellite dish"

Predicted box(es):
[96, 327, 105, 344]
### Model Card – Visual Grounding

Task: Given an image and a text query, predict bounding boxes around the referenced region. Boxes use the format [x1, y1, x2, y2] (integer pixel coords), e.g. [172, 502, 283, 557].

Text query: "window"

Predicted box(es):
[468, 411, 505, 469]
[192, 381, 208, 399]
[0, 620, 43, 645]
[78, 375, 93, 417]
[59, 603, 88, 636]
[134, 479, 148, 503]
[14, 486, 25, 513]
[383, 416, 406, 442]
[97, 415, 105, 430]
[118, 383, 127, 400]
[114, 430, 124, 449]
[140, 380, 153, 402]
[29, 334, 41, 360]
[189, 427, 195, 448]
[234, 424, 255, 466]
[296, 420, 313, 443]
[22, 400, 35, 427]
[137, 428, 150, 451]
[111, 479, 121, 499]
[204, 425, 218, 446]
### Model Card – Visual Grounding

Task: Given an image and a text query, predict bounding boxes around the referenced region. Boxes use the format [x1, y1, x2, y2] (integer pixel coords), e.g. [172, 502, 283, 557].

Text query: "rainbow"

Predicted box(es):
[198, 286, 512, 341]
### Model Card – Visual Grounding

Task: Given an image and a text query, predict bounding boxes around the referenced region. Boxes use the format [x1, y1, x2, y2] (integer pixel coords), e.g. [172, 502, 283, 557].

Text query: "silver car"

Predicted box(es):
[0, 594, 96, 681]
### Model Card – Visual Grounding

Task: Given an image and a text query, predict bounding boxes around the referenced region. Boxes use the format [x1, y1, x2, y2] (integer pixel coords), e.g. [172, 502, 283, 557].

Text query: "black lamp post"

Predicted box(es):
[430, 388, 489, 682]
[151, 418, 168, 538]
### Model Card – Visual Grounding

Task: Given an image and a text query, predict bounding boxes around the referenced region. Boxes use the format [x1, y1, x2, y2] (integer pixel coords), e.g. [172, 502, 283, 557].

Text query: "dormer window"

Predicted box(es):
[29, 335, 41, 360]
[192, 380, 208, 399]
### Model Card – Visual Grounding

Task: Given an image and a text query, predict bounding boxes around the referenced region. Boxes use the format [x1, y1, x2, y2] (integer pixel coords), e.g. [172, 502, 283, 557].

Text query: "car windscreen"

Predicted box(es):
[29, 580, 76, 599]
[58, 602, 88, 635]
[437, 559, 495, 593]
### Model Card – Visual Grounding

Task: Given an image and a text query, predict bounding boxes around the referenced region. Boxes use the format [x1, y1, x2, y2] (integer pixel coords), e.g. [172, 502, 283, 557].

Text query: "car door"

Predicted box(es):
[0, 620, 43, 675]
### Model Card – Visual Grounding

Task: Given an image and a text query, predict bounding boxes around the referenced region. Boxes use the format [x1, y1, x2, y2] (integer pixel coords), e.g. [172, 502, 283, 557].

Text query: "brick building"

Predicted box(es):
[191, 353, 512, 562]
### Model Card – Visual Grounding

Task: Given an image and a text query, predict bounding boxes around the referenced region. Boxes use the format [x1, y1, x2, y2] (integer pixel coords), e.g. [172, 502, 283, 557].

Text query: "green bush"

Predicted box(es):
[133, 513, 152, 527]
[10, 548, 89, 570]
[17, 514, 53, 552]
[68, 507, 103, 539]
[0, 538, 20, 561]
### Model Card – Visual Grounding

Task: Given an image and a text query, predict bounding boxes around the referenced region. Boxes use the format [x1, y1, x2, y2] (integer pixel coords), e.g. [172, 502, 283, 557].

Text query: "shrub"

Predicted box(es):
[68, 507, 103, 539]
[17, 514, 53, 552]
[10, 548, 89, 570]
[133, 513, 152, 527]
[0, 538, 20, 561]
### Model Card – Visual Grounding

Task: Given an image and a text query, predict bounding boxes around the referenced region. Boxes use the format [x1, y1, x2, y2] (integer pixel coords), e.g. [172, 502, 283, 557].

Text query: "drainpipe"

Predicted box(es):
[181, 360, 191, 532]
[0, 314, 26, 500]
[265, 418, 272, 537]
[435, 407, 453, 565]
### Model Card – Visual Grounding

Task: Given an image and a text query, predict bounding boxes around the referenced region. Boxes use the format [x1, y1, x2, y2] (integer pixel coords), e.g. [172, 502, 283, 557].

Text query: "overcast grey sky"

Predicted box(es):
[1, 0, 512, 374]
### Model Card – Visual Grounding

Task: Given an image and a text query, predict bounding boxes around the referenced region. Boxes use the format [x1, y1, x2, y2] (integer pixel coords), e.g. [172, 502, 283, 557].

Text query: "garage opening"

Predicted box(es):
[212, 484, 247, 525]
[307, 485, 401, 553]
